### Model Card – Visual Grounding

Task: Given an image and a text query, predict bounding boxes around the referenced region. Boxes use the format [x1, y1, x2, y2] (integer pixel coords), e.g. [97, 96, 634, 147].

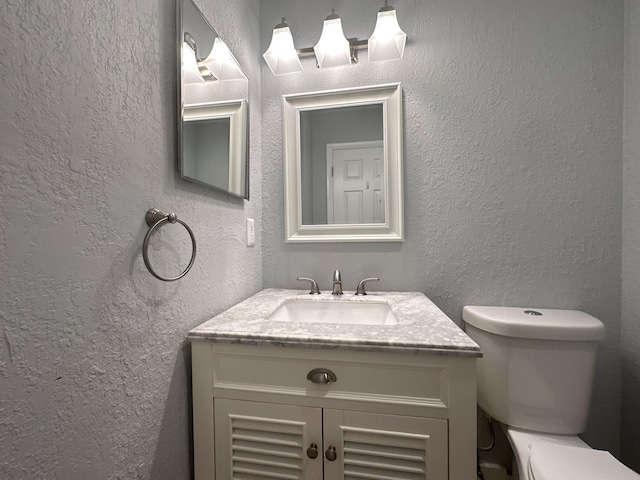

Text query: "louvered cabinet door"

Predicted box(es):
[323, 410, 448, 480]
[214, 399, 323, 480]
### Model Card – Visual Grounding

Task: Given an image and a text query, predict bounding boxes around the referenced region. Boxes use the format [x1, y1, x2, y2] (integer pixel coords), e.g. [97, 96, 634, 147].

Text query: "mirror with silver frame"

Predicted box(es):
[282, 83, 404, 242]
[178, 0, 249, 198]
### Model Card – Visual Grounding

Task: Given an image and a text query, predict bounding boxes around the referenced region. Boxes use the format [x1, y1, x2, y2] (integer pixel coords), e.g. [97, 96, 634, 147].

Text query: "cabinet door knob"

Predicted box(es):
[306, 443, 319, 459]
[325, 445, 337, 461]
[307, 368, 337, 384]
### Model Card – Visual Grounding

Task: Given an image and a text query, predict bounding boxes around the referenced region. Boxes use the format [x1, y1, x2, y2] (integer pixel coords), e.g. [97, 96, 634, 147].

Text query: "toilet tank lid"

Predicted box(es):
[462, 306, 605, 341]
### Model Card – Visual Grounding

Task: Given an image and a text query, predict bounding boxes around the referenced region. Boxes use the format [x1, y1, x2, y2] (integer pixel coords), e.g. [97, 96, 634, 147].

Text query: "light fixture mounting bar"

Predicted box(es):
[296, 38, 368, 62]
[295, 46, 315, 58]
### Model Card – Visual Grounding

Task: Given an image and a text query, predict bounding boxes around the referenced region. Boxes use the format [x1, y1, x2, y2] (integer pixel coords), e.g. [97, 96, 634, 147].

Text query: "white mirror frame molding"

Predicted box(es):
[182, 99, 248, 195]
[283, 83, 404, 243]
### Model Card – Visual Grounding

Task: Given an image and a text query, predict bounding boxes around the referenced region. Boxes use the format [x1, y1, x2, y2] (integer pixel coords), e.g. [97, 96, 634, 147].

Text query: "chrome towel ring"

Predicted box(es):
[143, 208, 196, 282]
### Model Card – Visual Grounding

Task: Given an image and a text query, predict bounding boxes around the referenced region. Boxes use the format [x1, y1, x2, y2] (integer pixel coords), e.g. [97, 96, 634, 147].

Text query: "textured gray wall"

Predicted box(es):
[261, 0, 624, 454]
[0, 0, 261, 478]
[622, 0, 640, 471]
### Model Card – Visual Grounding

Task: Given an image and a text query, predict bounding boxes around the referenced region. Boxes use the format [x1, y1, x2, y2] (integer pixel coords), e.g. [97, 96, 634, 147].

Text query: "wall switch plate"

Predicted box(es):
[246, 218, 255, 247]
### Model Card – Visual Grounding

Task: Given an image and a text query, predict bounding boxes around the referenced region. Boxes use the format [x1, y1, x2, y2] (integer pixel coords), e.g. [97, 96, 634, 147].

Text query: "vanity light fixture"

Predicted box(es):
[182, 33, 205, 84]
[200, 37, 245, 81]
[313, 10, 352, 69]
[262, 2, 407, 74]
[368, 1, 407, 62]
[263, 18, 303, 75]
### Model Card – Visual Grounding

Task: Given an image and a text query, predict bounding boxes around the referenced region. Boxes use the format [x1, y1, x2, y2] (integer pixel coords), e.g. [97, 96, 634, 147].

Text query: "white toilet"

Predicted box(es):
[463, 306, 639, 480]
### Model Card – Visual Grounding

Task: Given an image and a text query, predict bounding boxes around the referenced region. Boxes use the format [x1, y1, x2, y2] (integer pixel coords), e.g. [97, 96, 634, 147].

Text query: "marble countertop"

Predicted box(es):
[188, 289, 481, 356]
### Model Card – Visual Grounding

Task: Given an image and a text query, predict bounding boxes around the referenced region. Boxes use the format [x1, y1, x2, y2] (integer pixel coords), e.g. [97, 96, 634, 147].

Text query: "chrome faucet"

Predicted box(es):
[332, 270, 343, 295]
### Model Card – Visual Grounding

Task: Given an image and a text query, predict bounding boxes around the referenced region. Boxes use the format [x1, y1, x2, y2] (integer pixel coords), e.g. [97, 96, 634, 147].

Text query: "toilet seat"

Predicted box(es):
[528, 443, 640, 480]
[505, 425, 590, 479]
[505, 426, 640, 480]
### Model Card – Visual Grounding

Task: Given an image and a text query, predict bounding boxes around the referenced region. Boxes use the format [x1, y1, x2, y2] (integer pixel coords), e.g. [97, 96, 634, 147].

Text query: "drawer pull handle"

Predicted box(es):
[325, 446, 337, 461]
[306, 443, 319, 459]
[307, 368, 337, 384]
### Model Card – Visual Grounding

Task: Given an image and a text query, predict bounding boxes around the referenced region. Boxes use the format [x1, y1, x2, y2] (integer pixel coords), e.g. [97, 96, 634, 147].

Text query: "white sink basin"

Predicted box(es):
[269, 299, 398, 326]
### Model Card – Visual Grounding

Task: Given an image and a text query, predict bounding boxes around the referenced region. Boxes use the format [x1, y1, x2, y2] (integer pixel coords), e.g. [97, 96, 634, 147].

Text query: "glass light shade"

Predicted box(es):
[263, 21, 303, 75]
[368, 7, 407, 62]
[201, 37, 245, 81]
[313, 15, 351, 68]
[182, 41, 204, 84]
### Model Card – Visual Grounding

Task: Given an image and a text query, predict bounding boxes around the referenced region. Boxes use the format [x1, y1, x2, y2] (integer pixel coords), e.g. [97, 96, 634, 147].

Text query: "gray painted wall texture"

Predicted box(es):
[261, 0, 624, 458]
[0, 0, 261, 478]
[622, 0, 640, 472]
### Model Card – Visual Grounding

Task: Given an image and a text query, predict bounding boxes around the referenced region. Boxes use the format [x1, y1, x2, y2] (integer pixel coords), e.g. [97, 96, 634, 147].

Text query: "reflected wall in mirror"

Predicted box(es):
[283, 83, 404, 243]
[178, 0, 249, 198]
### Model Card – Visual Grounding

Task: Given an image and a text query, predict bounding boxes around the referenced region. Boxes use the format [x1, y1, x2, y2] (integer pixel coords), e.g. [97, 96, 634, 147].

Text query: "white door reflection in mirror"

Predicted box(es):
[327, 141, 385, 225]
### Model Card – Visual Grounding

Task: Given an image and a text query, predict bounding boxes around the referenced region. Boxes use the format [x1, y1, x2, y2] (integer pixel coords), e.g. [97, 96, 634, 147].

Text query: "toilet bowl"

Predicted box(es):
[462, 306, 639, 480]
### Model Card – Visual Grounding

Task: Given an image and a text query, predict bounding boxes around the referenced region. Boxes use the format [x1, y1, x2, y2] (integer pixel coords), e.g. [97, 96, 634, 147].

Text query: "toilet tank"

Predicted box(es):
[462, 306, 605, 435]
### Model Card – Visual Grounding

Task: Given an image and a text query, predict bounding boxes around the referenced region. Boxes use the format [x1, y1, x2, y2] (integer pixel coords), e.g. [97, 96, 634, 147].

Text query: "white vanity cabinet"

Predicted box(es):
[214, 399, 448, 479]
[191, 342, 477, 480]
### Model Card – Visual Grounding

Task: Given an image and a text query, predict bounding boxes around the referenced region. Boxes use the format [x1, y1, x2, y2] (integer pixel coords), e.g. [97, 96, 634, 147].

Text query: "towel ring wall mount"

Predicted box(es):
[142, 208, 196, 282]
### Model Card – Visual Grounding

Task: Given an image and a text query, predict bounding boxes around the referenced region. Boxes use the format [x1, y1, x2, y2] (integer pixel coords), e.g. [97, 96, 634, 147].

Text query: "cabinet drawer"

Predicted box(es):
[211, 348, 449, 410]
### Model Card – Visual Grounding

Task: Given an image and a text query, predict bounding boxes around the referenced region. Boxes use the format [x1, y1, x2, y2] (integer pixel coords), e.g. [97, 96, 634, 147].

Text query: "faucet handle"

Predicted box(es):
[297, 277, 321, 295]
[355, 277, 380, 296]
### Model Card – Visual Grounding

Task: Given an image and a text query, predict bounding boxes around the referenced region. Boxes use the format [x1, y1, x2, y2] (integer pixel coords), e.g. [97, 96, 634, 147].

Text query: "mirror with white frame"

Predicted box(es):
[178, 0, 249, 198]
[283, 83, 403, 242]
